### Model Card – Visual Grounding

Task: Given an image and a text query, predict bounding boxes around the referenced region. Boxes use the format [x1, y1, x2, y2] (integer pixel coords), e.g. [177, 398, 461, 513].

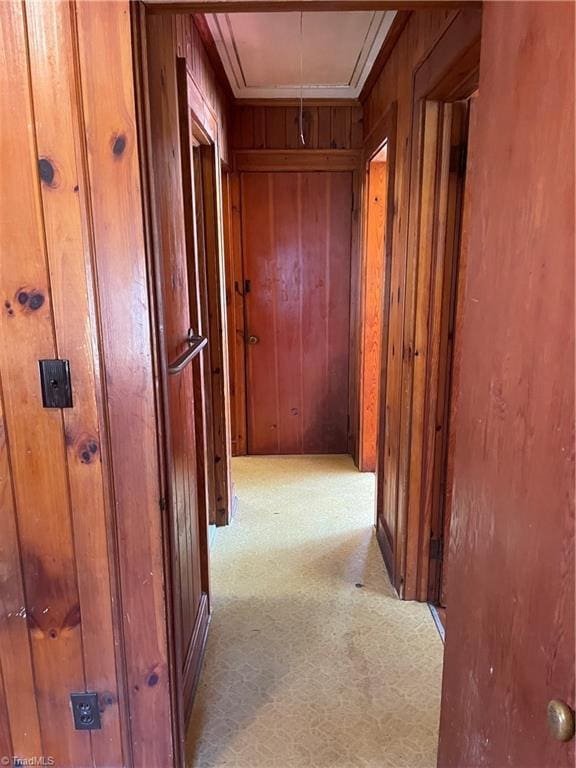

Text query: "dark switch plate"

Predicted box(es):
[70, 692, 101, 730]
[39, 359, 73, 408]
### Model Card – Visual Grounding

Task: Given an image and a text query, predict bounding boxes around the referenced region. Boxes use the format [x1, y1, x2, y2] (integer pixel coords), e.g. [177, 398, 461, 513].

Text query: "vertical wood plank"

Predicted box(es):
[0, 658, 12, 759]
[222, 172, 247, 457]
[317, 106, 332, 149]
[304, 107, 319, 149]
[0, 2, 90, 762]
[233, 106, 254, 149]
[351, 106, 363, 149]
[272, 172, 303, 451]
[285, 107, 301, 149]
[0, 382, 42, 758]
[331, 107, 352, 148]
[75, 2, 173, 763]
[25, 1, 124, 761]
[265, 106, 286, 148]
[242, 173, 279, 454]
[253, 108, 266, 149]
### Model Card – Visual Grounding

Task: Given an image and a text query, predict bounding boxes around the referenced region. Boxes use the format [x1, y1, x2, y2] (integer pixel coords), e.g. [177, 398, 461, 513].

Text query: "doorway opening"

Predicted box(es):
[358, 140, 389, 473]
[424, 95, 477, 627]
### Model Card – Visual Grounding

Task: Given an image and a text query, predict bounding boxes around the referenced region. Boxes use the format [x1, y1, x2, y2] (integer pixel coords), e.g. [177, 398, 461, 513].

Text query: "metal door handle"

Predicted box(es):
[168, 329, 208, 375]
[248, 335, 259, 345]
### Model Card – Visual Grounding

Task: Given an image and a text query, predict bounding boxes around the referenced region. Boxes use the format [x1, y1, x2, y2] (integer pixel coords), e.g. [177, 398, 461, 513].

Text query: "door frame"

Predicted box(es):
[397, 9, 482, 600]
[227, 150, 363, 456]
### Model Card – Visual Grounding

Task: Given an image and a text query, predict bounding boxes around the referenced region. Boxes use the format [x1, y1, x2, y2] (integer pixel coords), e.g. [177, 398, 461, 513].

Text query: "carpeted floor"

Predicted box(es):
[187, 455, 443, 768]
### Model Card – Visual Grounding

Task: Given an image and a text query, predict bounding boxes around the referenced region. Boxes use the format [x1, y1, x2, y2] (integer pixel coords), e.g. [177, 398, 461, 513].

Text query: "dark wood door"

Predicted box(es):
[241, 171, 352, 455]
[145, 21, 211, 752]
[439, 3, 575, 766]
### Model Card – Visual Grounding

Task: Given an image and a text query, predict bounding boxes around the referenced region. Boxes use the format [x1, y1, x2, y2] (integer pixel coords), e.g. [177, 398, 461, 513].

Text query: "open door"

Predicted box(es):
[143, 16, 214, 760]
[438, 3, 575, 765]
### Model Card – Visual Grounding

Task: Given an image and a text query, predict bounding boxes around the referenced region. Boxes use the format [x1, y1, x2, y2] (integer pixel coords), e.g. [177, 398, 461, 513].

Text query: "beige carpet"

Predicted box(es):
[187, 455, 443, 768]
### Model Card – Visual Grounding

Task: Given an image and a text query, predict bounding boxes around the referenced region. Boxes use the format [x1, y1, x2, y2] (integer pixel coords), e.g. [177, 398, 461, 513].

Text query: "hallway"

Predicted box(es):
[187, 456, 443, 768]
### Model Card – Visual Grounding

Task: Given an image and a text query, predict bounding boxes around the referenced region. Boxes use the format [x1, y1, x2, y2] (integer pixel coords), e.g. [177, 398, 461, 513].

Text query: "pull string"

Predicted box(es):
[299, 11, 305, 146]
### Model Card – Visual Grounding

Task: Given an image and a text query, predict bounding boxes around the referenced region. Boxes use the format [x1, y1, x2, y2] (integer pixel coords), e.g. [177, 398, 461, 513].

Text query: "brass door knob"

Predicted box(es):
[248, 335, 259, 345]
[547, 699, 575, 742]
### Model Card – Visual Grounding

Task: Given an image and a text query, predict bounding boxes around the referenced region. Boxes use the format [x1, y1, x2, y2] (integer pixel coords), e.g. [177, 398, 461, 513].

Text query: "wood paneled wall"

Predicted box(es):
[232, 103, 363, 150]
[228, 102, 362, 457]
[360, 8, 459, 586]
[0, 1, 173, 764]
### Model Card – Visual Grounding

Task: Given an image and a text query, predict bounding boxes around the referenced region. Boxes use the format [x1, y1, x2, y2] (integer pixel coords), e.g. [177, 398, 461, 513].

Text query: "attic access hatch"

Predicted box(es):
[206, 11, 396, 99]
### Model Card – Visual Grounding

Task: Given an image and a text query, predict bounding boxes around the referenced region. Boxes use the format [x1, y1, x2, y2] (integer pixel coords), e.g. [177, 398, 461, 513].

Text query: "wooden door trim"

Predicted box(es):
[184, 65, 233, 527]
[397, 8, 481, 601]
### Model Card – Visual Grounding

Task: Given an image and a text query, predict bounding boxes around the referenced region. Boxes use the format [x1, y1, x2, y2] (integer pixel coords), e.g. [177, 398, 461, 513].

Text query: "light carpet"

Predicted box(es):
[187, 455, 443, 768]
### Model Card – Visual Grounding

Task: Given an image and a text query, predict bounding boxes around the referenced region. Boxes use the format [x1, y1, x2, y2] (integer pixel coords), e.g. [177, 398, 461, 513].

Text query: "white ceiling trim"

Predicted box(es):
[206, 11, 396, 100]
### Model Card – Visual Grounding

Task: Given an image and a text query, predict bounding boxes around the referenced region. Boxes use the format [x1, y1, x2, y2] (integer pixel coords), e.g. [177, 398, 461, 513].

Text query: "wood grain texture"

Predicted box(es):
[199, 143, 233, 524]
[76, 1, 173, 763]
[192, 146, 219, 525]
[398, 9, 480, 601]
[0, 2, 90, 762]
[438, 3, 575, 765]
[439, 93, 478, 609]
[233, 104, 363, 151]
[148, 1, 478, 12]
[175, 14, 231, 164]
[234, 149, 361, 172]
[144, 15, 210, 759]
[242, 172, 352, 454]
[26, 1, 125, 762]
[0, 382, 42, 758]
[365, 8, 481, 598]
[363, 8, 455, 592]
[223, 172, 248, 456]
[358, 159, 387, 472]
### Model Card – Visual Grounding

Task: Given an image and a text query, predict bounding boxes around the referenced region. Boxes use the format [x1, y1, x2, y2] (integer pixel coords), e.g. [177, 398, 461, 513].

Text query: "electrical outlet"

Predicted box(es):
[70, 692, 101, 730]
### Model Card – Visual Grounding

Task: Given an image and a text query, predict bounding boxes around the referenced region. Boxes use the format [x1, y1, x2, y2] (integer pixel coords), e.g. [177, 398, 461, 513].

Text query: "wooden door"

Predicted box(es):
[241, 171, 352, 455]
[160, 218, 209, 724]
[144, 17, 211, 751]
[439, 3, 575, 766]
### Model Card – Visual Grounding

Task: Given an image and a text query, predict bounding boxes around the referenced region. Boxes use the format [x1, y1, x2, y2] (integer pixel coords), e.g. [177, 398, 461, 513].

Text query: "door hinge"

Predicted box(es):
[449, 143, 468, 178]
[159, 496, 167, 512]
[429, 537, 443, 561]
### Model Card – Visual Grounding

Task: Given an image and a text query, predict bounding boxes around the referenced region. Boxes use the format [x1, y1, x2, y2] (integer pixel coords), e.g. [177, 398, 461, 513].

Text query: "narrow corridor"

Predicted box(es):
[188, 456, 443, 768]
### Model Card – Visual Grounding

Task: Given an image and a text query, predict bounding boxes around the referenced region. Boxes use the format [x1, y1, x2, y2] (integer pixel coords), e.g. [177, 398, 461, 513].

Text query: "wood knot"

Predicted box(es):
[14, 287, 45, 313]
[111, 133, 127, 157]
[73, 434, 100, 464]
[38, 157, 56, 187]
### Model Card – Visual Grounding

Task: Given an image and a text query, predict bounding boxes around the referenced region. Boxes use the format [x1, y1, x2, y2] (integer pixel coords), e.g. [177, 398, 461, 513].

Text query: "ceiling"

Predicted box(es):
[206, 11, 396, 100]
